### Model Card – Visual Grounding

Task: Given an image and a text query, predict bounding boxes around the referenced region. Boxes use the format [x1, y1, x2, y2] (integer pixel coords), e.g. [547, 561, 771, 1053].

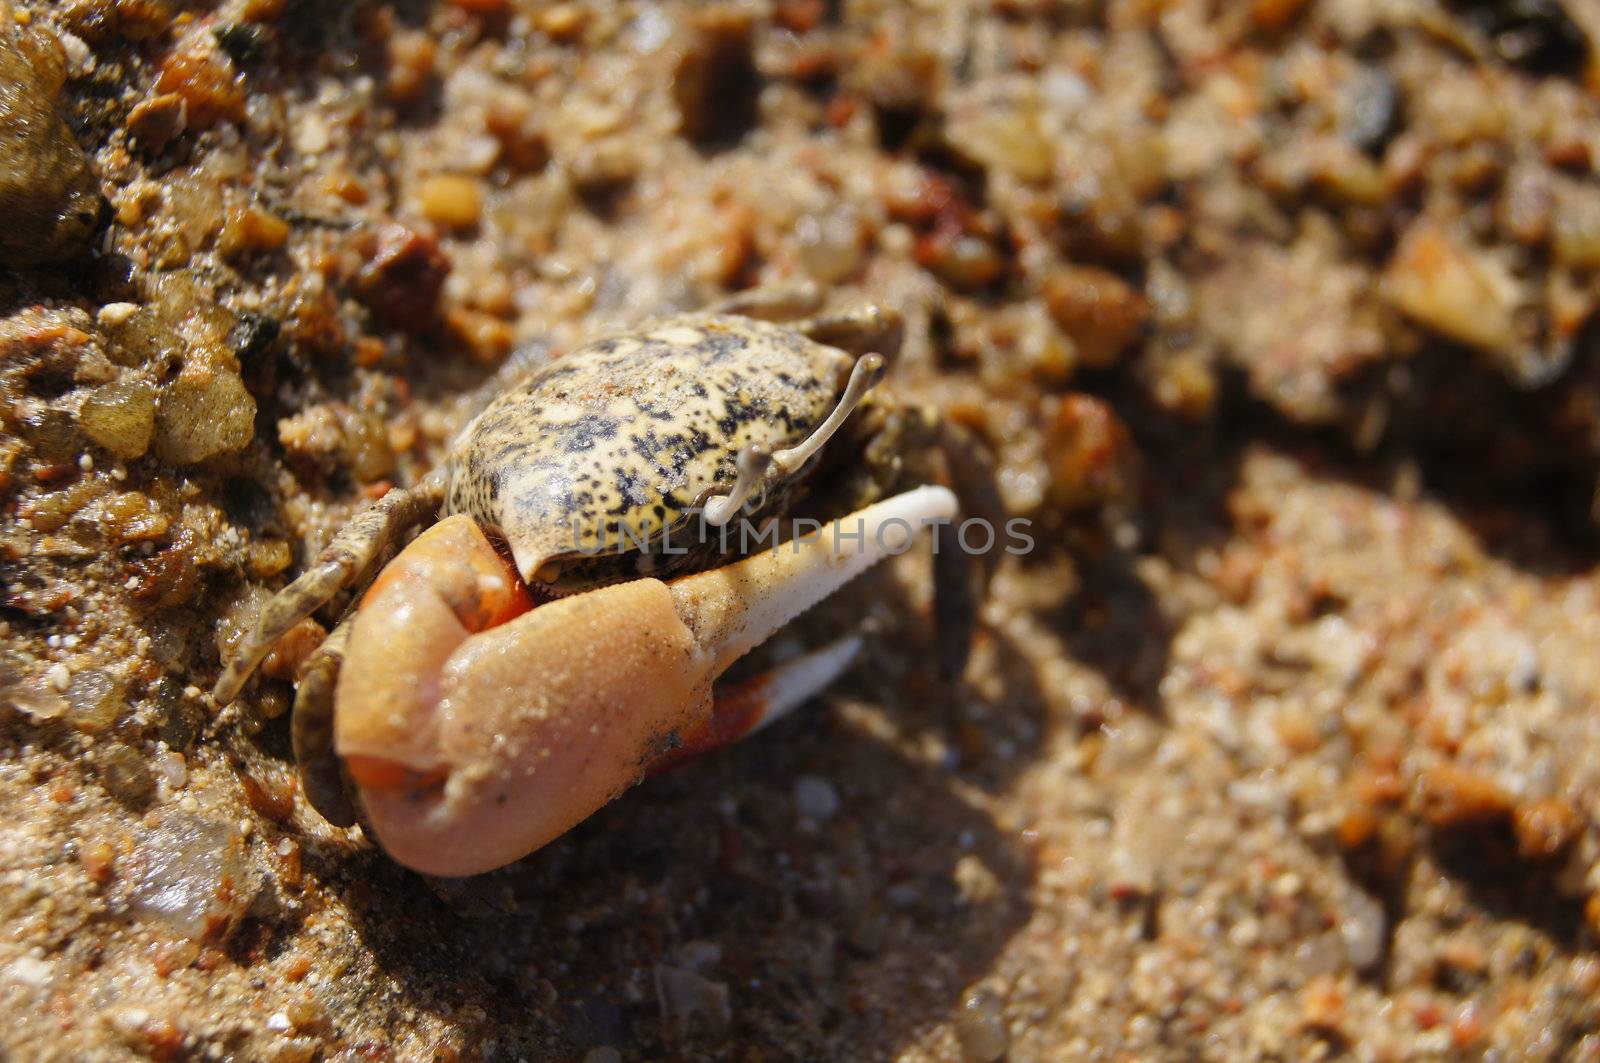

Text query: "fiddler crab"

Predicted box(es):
[214, 287, 996, 877]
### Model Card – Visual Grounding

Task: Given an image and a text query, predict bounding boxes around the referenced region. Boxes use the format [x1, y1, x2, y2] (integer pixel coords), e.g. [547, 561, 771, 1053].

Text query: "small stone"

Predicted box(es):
[126, 92, 188, 152]
[416, 175, 484, 230]
[445, 306, 515, 365]
[654, 963, 731, 1039]
[219, 203, 290, 259]
[97, 302, 140, 327]
[948, 105, 1053, 184]
[153, 750, 187, 792]
[4, 955, 56, 990]
[1383, 222, 1520, 357]
[284, 997, 324, 1031]
[0, 36, 107, 267]
[954, 988, 1008, 1063]
[1552, 187, 1600, 269]
[153, 680, 202, 750]
[66, 667, 124, 732]
[795, 209, 865, 284]
[239, 763, 296, 823]
[794, 774, 840, 820]
[5, 676, 68, 720]
[1300, 975, 1346, 1033]
[153, 367, 256, 465]
[535, 4, 589, 41]
[1250, 0, 1312, 32]
[1044, 265, 1148, 369]
[97, 743, 156, 809]
[263, 1040, 318, 1063]
[247, 539, 293, 581]
[99, 491, 171, 545]
[385, 30, 437, 105]
[672, 6, 759, 148]
[1512, 798, 1581, 860]
[1340, 888, 1385, 971]
[99, 305, 173, 367]
[154, 26, 246, 130]
[355, 224, 450, 330]
[292, 112, 331, 155]
[47, 663, 72, 691]
[1413, 762, 1514, 829]
[1045, 395, 1138, 511]
[80, 379, 158, 460]
[106, 1009, 184, 1061]
[79, 839, 116, 884]
[916, 232, 1005, 291]
[125, 814, 252, 939]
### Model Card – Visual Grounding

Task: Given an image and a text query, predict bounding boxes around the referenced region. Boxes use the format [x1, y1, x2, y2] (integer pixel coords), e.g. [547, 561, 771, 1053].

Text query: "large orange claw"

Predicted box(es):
[335, 486, 957, 876]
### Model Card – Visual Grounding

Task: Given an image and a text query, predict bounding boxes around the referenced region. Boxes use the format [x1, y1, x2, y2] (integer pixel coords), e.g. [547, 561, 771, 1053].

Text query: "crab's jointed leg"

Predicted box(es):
[290, 621, 356, 826]
[792, 304, 904, 358]
[844, 404, 1006, 681]
[212, 473, 446, 705]
[706, 281, 825, 321]
[335, 485, 957, 876]
[706, 285, 904, 360]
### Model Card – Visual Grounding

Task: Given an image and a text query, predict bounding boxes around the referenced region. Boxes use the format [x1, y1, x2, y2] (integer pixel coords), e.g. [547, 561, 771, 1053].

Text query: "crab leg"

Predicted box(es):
[337, 485, 956, 876]
[212, 474, 445, 704]
[292, 620, 357, 826]
[705, 281, 825, 320]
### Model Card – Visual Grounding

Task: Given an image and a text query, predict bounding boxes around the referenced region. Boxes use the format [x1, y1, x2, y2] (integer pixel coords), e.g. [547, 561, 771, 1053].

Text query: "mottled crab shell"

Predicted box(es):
[444, 313, 856, 592]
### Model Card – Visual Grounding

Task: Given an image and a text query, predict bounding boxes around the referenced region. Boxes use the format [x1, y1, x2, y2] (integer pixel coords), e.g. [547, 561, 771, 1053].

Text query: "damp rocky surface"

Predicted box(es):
[3, 0, 1600, 1060]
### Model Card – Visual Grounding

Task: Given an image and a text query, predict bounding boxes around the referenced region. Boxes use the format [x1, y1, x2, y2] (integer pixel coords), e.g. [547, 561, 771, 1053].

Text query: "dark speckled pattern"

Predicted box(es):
[445, 314, 855, 591]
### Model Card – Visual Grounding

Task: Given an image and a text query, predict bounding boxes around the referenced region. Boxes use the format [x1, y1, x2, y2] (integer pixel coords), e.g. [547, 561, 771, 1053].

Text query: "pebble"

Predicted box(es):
[954, 988, 1009, 1063]
[125, 814, 251, 939]
[1043, 264, 1148, 370]
[65, 667, 124, 732]
[219, 203, 290, 258]
[153, 750, 187, 791]
[1383, 222, 1520, 359]
[417, 174, 484, 230]
[1340, 888, 1386, 972]
[152, 367, 257, 465]
[795, 209, 865, 283]
[653, 963, 731, 1039]
[6, 678, 68, 720]
[794, 774, 841, 820]
[4, 955, 56, 989]
[0, 33, 106, 267]
[671, 6, 759, 148]
[97, 743, 156, 809]
[97, 302, 140, 327]
[46, 663, 71, 692]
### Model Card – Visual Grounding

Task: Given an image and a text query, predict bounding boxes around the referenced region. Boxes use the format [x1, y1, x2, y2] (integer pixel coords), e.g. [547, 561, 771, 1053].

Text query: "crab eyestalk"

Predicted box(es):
[335, 485, 957, 876]
[701, 351, 886, 527]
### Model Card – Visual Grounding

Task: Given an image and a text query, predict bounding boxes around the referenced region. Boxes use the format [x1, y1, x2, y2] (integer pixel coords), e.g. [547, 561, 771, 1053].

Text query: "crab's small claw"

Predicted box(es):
[646, 633, 864, 776]
[337, 486, 956, 876]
